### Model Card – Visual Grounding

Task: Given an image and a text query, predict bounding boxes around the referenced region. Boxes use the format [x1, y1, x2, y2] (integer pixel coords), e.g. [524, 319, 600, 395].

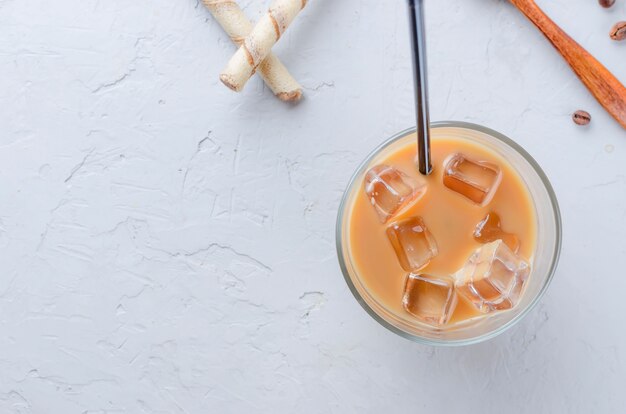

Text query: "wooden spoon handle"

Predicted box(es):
[510, 0, 626, 129]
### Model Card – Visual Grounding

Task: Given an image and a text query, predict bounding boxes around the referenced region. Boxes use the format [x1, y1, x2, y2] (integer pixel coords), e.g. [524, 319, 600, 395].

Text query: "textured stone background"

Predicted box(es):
[1, 0, 625, 412]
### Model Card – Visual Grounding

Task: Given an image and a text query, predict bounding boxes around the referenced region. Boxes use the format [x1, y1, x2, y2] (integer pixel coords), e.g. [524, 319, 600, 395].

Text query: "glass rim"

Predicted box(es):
[335, 121, 562, 347]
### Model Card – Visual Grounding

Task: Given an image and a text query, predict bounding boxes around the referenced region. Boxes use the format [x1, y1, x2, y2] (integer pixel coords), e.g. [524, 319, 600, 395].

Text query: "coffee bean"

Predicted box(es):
[599, 0, 615, 8]
[610, 21, 626, 41]
[573, 110, 591, 126]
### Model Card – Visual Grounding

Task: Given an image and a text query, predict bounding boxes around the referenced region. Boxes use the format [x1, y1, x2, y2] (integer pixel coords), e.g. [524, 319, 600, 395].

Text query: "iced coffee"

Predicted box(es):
[349, 134, 537, 327]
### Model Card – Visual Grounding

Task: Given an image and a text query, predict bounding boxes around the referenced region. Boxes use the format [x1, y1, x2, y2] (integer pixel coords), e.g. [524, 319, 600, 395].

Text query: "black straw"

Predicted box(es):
[407, 0, 432, 176]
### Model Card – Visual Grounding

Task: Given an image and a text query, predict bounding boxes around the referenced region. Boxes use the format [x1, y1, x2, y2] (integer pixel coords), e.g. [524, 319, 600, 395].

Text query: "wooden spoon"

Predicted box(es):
[510, 0, 626, 129]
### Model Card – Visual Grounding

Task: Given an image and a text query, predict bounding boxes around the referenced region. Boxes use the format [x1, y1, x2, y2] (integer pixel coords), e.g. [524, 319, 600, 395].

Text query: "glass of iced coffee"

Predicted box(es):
[336, 122, 561, 346]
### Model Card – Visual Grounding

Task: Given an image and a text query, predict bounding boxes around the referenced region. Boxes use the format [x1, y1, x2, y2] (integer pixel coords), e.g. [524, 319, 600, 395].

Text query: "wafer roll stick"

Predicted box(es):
[220, 0, 308, 93]
[204, 0, 302, 101]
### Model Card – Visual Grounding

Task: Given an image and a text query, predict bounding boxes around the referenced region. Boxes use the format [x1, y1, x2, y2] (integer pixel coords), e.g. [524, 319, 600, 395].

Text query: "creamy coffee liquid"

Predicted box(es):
[348, 134, 537, 324]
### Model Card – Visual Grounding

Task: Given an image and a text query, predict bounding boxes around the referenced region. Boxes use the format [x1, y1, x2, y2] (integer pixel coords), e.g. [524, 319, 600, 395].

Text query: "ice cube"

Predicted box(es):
[403, 273, 458, 326]
[473, 212, 520, 252]
[456, 240, 530, 313]
[443, 153, 502, 205]
[364, 165, 426, 223]
[387, 217, 438, 272]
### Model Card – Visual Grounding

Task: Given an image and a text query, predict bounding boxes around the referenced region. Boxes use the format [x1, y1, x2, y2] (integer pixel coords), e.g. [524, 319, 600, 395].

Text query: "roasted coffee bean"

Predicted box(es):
[599, 0, 615, 8]
[573, 110, 592, 126]
[610, 21, 626, 41]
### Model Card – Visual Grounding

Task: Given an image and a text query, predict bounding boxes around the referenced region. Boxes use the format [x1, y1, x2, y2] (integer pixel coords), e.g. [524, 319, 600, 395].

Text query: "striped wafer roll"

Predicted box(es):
[203, 0, 302, 101]
[219, 0, 308, 93]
